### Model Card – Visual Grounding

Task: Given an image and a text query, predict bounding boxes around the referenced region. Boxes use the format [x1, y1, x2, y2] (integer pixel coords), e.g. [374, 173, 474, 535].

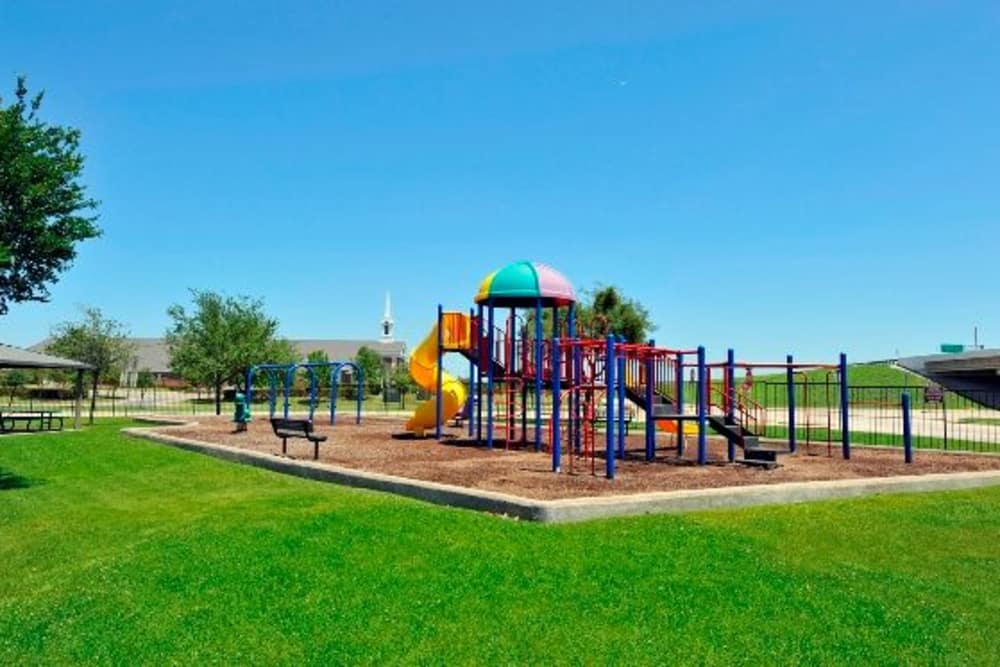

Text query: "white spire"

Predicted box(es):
[381, 291, 394, 342]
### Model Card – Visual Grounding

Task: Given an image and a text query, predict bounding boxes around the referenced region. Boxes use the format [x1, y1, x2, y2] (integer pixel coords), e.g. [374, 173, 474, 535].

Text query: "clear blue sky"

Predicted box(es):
[2, 1, 998, 362]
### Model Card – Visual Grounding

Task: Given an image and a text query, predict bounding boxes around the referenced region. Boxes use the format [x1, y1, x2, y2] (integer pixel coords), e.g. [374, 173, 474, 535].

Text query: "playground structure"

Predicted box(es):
[246, 361, 364, 425]
[408, 261, 851, 479]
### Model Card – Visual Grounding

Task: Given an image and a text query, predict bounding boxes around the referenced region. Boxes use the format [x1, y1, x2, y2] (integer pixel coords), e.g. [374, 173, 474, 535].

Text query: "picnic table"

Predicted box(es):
[0, 410, 65, 433]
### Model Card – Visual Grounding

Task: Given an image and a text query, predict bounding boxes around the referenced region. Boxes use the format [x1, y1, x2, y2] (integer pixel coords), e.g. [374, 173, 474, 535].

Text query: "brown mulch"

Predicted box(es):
[151, 415, 1000, 501]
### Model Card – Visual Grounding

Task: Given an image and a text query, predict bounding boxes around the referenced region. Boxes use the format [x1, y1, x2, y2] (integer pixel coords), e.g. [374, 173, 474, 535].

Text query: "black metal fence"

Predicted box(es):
[0, 383, 413, 419]
[755, 382, 1000, 454]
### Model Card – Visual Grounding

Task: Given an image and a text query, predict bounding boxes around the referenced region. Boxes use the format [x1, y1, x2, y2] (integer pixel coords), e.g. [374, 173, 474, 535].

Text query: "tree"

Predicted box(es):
[0, 76, 100, 315]
[136, 369, 155, 400]
[354, 346, 384, 395]
[522, 284, 655, 343]
[47, 307, 134, 424]
[2, 369, 30, 405]
[390, 365, 416, 394]
[573, 285, 655, 343]
[306, 349, 331, 390]
[166, 290, 295, 415]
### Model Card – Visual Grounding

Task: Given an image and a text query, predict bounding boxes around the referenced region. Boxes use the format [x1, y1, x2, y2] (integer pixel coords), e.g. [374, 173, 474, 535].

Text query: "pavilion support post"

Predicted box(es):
[74, 368, 84, 429]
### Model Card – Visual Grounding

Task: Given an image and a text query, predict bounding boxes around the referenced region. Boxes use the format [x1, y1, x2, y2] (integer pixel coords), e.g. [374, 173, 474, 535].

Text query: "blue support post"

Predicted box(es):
[435, 305, 443, 440]
[676, 353, 684, 455]
[786, 354, 797, 453]
[552, 338, 561, 472]
[840, 352, 851, 460]
[355, 365, 363, 425]
[510, 308, 517, 442]
[283, 366, 293, 419]
[605, 335, 616, 479]
[330, 376, 341, 423]
[476, 304, 484, 443]
[645, 345, 655, 461]
[697, 345, 707, 466]
[902, 392, 913, 463]
[468, 308, 475, 438]
[617, 338, 626, 459]
[486, 303, 495, 449]
[534, 299, 543, 451]
[726, 348, 736, 463]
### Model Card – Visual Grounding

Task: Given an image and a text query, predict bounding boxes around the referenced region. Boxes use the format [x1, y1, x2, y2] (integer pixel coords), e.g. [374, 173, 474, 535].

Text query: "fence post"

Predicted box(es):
[675, 352, 684, 455]
[697, 345, 707, 466]
[726, 348, 736, 463]
[435, 304, 443, 441]
[645, 345, 655, 462]
[786, 354, 796, 453]
[942, 391, 948, 451]
[839, 352, 850, 460]
[552, 338, 561, 473]
[902, 392, 913, 463]
[617, 337, 626, 460]
[605, 335, 616, 480]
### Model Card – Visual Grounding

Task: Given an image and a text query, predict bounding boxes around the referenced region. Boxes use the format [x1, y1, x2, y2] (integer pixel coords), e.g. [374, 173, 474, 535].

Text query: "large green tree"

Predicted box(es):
[47, 307, 134, 424]
[575, 285, 655, 343]
[354, 346, 385, 395]
[390, 365, 416, 394]
[166, 290, 296, 415]
[523, 284, 655, 343]
[0, 76, 100, 315]
[306, 349, 331, 391]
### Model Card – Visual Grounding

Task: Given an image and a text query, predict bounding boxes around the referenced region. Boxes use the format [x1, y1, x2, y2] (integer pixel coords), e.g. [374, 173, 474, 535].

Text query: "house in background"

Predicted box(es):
[31, 293, 408, 387]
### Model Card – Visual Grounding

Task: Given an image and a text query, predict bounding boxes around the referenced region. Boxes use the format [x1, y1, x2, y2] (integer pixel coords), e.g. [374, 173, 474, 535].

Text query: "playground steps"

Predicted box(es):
[624, 384, 677, 414]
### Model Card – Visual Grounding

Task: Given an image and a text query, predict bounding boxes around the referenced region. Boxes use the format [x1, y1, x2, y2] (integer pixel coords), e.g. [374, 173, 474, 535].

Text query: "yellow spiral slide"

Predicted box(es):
[406, 313, 470, 435]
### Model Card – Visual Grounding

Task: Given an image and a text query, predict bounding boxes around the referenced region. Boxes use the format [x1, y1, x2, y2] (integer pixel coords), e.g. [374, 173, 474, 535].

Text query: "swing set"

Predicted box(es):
[245, 361, 365, 425]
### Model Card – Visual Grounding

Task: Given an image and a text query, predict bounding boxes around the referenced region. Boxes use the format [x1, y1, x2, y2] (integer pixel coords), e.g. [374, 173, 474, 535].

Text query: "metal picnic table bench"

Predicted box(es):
[0, 410, 65, 433]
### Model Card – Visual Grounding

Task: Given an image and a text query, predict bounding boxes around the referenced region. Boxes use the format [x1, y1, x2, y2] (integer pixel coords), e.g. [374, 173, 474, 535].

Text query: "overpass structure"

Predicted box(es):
[897, 349, 1000, 409]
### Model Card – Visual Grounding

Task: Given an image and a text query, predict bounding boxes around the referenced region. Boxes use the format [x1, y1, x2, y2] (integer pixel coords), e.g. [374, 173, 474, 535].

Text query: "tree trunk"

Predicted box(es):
[214, 381, 222, 416]
[89, 371, 99, 425]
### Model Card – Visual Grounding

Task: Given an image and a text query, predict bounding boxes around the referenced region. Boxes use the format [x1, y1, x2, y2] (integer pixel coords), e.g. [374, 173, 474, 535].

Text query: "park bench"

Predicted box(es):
[590, 408, 634, 435]
[0, 411, 64, 434]
[270, 418, 327, 460]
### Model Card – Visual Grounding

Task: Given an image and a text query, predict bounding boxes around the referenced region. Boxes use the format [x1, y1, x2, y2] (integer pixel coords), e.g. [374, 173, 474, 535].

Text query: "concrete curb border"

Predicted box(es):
[123, 423, 1000, 524]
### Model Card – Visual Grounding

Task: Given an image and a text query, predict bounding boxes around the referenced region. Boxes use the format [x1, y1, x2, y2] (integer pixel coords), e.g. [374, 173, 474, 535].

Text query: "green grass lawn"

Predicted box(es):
[2, 422, 999, 664]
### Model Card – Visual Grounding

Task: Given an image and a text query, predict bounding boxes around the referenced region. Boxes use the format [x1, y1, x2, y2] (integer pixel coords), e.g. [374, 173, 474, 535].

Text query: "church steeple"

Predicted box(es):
[381, 292, 394, 342]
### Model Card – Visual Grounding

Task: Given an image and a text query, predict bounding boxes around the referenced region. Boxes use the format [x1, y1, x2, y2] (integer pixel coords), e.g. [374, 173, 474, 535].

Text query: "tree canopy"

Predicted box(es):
[353, 346, 384, 394]
[165, 290, 295, 414]
[47, 307, 134, 423]
[523, 284, 655, 344]
[575, 285, 655, 343]
[306, 349, 331, 390]
[0, 76, 100, 315]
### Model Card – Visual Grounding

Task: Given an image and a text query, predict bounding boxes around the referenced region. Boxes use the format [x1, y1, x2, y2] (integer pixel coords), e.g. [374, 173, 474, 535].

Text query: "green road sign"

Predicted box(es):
[940, 344, 965, 354]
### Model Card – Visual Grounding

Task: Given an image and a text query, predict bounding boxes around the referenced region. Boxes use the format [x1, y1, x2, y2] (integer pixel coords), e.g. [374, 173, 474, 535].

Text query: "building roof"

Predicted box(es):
[292, 339, 406, 363]
[31, 338, 407, 374]
[0, 343, 91, 370]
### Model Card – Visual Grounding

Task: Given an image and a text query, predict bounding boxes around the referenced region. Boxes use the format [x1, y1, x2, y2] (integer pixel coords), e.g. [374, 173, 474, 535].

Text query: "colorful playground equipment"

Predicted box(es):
[246, 361, 364, 425]
[409, 260, 851, 479]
